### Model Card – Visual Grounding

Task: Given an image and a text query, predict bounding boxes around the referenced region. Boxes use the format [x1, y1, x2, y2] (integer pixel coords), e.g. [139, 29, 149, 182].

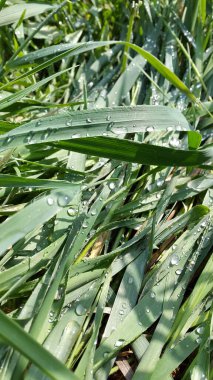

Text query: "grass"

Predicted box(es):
[0, 0, 212, 379]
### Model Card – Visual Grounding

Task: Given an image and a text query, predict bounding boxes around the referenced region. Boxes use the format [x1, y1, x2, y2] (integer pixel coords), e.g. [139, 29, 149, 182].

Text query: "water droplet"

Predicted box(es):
[170, 137, 180, 148]
[47, 197, 54, 206]
[128, 276, 133, 284]
[166, 126, 173, 132]
[150, 291, 156, 298]
[175, 269, 182, 275]
[75, 304, 87, 316]
[170, 255, 179, 266]
[72, 133, 81, 138]
[86, 118, 92, 123]
[66, 120, 72, 127]
[103, 352, 110, 358]
[146, 126, 155, 132]
[57, 194, 70, 207]
[82, 222, 88, 229]
[5, 136, 12, 144]
[146, 308, 150, 313]
[196, 337, 202, 344]
[172, 244, 177, 250]
[156, 178, 164, 187]
[67, 207, 78, 216]
[196, 326, 204, 335]
[91, 209, 96, 216]
[106, 115, 111, 121]
[109, 182, 115, 190]
[114, 339, 125, 347]
[119, 310, 124, 315]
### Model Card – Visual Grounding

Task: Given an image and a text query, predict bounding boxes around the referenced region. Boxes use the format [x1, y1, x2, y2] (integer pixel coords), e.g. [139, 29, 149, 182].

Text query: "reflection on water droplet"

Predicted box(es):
[150, 291, 156, 298]
[196, 337, 201, 344]
[175, 269, 182, 275]
[119, 310, 124, 315]
[106, 115, 111, 121]
[67, 207, 78, 216]
[72, 133, 81, 138]
[156, 179, 164, 187]
[47, 197, 54, 206]
[170, 137, 180, 148]
[86, 118, 92, 123]
[114, 339, 125, 347]
[5, 137, 12, 144]
[66, 120, 72, 127]
[167, 126, 173, 132]
[75, 304, 87, 316]
[109, 182, 115, 190]
[146, 308, 150, 313]
[170, 255, 179, 266]
[196, 326, 204, 335]
[146, 126, 155, 132]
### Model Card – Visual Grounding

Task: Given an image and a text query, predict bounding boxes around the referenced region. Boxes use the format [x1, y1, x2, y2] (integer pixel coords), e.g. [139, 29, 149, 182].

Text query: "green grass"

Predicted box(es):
[0, 1, 212, 379]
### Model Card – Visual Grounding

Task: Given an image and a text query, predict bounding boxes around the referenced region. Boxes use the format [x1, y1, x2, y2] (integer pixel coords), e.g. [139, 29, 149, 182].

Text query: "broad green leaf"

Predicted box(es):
[54, 137, 213, 167]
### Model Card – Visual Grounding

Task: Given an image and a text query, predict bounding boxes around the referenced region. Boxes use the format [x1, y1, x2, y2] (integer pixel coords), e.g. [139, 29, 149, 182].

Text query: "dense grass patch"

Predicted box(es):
[0, 1, 212, 379]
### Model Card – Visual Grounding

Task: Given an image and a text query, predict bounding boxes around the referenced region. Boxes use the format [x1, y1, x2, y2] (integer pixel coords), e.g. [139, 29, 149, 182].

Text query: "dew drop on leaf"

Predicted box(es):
[75, 304, 87, 316]
[170, 255, 179, 266]
[47, 197, 54, 206]
[114, 339, 125, 347]
[67, 207, 78, 216]
[57, 194, 70, 207]
[109, 182, 115, 190]
[146, 126, 155, 132]
[72, 133, 81, 138]
[196, 326, 204, 335]
[128, 276, 133, 284]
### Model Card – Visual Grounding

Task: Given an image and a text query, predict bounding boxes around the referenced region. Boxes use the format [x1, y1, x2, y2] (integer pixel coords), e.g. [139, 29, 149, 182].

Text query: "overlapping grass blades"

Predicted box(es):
[0, 0, 212, 379]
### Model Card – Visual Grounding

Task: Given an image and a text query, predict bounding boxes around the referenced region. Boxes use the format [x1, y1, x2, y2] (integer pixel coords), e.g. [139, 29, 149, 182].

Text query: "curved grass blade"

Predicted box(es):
[8, 40, 195, 101]
[0, 68, 72, 111]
